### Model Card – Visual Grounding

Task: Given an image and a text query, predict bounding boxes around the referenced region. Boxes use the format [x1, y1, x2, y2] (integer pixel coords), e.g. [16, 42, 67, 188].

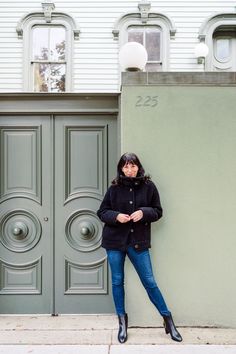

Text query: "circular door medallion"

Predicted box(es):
[65, 210, 102, 252]
[0, 210, 42, 253]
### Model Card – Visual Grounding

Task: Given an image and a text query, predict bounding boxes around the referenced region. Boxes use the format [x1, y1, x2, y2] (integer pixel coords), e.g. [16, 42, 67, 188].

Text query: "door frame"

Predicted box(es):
[0, 93, 120, 315]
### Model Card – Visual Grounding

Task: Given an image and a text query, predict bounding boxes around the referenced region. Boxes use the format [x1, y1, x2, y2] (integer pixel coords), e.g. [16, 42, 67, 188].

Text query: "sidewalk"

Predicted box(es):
[0, 315, 235, 353]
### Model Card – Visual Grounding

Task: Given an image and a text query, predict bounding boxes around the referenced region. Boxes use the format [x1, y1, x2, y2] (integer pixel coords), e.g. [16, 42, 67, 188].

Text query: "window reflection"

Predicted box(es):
[146, 28, 161, 62]
[32, 27, 49, 60]
[214, 38, 230, 62]
[32, 26, 66, 92]
[34, 63, 66, 92]
[128, 28, 143, 44]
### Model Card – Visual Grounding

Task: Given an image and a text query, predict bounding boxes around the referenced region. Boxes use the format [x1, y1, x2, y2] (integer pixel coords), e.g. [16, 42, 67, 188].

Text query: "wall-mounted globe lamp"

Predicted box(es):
[194, 42, 209, 65]
[119, 41, 148, 71]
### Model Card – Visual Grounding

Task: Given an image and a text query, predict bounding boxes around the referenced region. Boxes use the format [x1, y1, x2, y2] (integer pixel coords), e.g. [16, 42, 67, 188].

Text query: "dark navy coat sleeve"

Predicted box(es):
[139, 182, 162, 222]
[97, 187, 120, 225]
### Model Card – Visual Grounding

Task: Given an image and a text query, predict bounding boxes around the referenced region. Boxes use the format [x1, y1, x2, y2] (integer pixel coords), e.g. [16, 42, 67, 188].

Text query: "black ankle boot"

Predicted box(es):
[118, 313, 128, 343]
[163, 313, 182, 342]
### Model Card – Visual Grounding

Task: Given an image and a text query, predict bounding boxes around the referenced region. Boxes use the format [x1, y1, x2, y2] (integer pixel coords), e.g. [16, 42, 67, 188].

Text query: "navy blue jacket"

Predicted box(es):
[97, 176, 163, 251]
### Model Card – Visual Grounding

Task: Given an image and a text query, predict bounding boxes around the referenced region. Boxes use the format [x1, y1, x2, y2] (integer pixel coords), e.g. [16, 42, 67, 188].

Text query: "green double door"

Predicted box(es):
[0, 114, 117, 314]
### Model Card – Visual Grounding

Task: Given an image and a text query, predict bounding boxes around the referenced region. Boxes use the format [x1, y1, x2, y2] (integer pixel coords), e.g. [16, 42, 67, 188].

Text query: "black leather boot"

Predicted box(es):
[163, 313, 182, 342]
[118, 313, 128, 343]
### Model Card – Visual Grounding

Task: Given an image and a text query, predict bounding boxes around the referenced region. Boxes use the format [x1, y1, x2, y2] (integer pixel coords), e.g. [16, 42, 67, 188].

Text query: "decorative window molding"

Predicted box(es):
[199, 12, 236, 41]
[16, 2, 80, 40]
[198, 12, 236, 71]
[112, 1, 176, 40]
[42, 1, 55, 23]
[113, 1, 176, 71]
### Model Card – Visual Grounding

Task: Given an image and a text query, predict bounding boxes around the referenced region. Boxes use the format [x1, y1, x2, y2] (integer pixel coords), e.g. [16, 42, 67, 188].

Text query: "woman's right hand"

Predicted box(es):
[116, 213, 131, 223]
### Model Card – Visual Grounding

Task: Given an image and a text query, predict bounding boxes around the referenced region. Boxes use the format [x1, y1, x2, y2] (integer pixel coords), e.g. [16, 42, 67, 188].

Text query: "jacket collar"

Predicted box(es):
[119, 175, 145, 187]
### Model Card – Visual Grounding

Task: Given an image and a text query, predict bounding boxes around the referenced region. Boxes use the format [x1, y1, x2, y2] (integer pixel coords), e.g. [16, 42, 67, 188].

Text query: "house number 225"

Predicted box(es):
[135, 95, 158, 108]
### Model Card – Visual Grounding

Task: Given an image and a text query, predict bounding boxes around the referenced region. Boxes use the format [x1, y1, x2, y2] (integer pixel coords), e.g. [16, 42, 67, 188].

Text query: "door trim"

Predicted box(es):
[0, 93, 119, 115]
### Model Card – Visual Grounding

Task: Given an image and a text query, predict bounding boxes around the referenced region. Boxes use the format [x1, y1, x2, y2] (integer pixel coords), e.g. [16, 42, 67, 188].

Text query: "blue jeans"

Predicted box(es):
[106, 246, 171, 316]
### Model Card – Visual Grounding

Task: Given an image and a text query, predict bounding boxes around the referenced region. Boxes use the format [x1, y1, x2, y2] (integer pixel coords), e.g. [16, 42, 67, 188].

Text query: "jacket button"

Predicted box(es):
[134, 244, 139, 249]
[130, 229, 134, 233]
[130, 188, 133, 192]
[129, 201, 133, 204]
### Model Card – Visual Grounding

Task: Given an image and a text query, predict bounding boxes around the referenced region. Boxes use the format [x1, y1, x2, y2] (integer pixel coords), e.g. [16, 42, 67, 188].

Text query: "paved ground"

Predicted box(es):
[0, 315, 235, 353]
[0, 345, 236, 354]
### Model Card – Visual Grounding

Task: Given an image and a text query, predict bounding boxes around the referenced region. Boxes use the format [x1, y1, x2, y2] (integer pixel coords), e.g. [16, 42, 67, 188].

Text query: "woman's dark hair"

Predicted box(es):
[112, 152, 150, 185]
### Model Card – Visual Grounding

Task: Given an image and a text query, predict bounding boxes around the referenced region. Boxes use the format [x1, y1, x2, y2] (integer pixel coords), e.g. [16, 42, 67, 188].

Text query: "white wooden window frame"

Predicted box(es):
[27, 20, 72, 92]
[31, 25, 66, 92]
[16, 10, 80, 92]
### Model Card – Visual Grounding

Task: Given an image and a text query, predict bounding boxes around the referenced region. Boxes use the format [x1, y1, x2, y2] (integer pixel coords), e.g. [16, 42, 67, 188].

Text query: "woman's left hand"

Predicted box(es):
[130, 210, 143, 222]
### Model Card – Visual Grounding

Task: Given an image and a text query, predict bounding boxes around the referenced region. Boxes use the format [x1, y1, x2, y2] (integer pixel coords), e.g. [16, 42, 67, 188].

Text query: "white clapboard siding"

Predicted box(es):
[0, 0, 236, 92]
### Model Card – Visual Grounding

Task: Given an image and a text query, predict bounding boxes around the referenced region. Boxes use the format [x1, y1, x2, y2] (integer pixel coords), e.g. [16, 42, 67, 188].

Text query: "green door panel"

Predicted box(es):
[54, 115, 117, 314]
[0, 115, 52, 313]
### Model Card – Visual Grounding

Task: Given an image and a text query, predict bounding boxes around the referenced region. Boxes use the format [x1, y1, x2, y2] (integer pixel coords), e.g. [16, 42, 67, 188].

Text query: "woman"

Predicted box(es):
[97, 153, 182, 344]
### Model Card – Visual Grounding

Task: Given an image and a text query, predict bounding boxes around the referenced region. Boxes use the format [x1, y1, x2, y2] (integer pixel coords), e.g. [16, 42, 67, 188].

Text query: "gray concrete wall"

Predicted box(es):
[120, 73, 236, 328]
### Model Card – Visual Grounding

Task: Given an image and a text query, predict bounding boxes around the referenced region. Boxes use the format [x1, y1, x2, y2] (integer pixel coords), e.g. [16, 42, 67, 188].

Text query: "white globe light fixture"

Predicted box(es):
[194, 42, 209, 64]
[119, 41, 148, 71]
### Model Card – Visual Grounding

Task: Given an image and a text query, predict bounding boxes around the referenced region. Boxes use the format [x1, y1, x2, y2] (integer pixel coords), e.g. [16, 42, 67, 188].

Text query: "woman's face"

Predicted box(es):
[122, 162, 139, 177]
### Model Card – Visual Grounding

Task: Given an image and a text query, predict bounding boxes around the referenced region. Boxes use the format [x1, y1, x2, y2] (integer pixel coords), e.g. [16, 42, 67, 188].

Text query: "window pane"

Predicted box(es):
[33, 63, 50, 92]
[33, 63, 65, 92]
[32, 26, 66, 61]
[128, 28, 143, 45]
[214, 38, 231, 62]
[32, 27, 49, 60]
[50, 27, 66, 61]
[146, 28, 161, 61]
[50, 64, 66, 92]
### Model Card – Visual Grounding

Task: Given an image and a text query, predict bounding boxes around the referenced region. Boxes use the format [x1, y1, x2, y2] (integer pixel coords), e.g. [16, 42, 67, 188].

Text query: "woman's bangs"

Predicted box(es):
[122, 154, 138, 166]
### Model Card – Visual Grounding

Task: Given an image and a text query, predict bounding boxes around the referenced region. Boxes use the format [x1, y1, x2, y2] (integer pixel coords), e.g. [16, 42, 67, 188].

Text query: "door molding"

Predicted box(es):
[0, 93, 119, 115]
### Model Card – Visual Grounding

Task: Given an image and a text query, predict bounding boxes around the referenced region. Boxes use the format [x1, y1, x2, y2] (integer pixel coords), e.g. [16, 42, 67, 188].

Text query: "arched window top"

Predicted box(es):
[198, 12, 236, 71]
[112, 1, 176, 40]
[199, 12, 236, 40]
[16, 2, 80, 40]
